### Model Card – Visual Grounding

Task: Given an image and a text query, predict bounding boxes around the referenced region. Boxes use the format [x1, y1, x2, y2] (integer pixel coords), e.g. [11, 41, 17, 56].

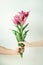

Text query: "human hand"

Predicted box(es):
[18, 41, 30, 47]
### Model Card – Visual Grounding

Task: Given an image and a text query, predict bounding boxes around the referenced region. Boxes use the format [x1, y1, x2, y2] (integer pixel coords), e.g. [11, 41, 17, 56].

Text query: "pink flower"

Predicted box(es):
[13, 15, 20, 25]
[19, 11, 29, 18]
[19, 11, 29, 25]
[12, 11, 29, 26]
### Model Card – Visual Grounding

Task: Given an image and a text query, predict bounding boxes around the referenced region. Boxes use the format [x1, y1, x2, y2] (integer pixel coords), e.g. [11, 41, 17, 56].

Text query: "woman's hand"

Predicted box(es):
[0, 46, 24, 55]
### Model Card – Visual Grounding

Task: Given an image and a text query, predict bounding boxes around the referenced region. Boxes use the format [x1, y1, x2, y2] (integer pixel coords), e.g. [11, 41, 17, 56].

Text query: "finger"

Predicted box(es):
[18, 42, 25, 44]
[22, 47, 24, 52]
[18, 41, 29, 47]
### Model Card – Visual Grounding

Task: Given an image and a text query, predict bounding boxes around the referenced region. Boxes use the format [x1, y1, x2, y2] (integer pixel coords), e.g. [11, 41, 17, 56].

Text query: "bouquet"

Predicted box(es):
[12, 11, 30, 57]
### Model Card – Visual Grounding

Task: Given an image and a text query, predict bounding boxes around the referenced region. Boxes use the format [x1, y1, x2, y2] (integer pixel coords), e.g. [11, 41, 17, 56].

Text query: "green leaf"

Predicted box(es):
[16, 24, 23, 32]
[16, 25, 21, 32]
[25, 30, 29, 34]
[23, 23, 29, 30]
[23, 30, 29, 40]
[12, 30, 18, 35]
[12, 30, 21, 42]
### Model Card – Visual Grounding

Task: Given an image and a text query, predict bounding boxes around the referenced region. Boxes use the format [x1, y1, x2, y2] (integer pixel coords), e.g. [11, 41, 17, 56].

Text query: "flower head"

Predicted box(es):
[12, 11, 29, 26]
[19, 11, 29, 25]
[13, 15, 20, 26]
[19, 11, 29, 18]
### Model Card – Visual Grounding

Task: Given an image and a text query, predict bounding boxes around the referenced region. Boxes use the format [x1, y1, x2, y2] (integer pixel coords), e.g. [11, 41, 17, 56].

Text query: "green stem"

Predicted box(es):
[17, 24, 25, 57]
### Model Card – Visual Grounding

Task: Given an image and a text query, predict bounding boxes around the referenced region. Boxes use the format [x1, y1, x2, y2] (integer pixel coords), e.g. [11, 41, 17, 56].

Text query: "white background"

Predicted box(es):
[0, 0, 43, 65]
